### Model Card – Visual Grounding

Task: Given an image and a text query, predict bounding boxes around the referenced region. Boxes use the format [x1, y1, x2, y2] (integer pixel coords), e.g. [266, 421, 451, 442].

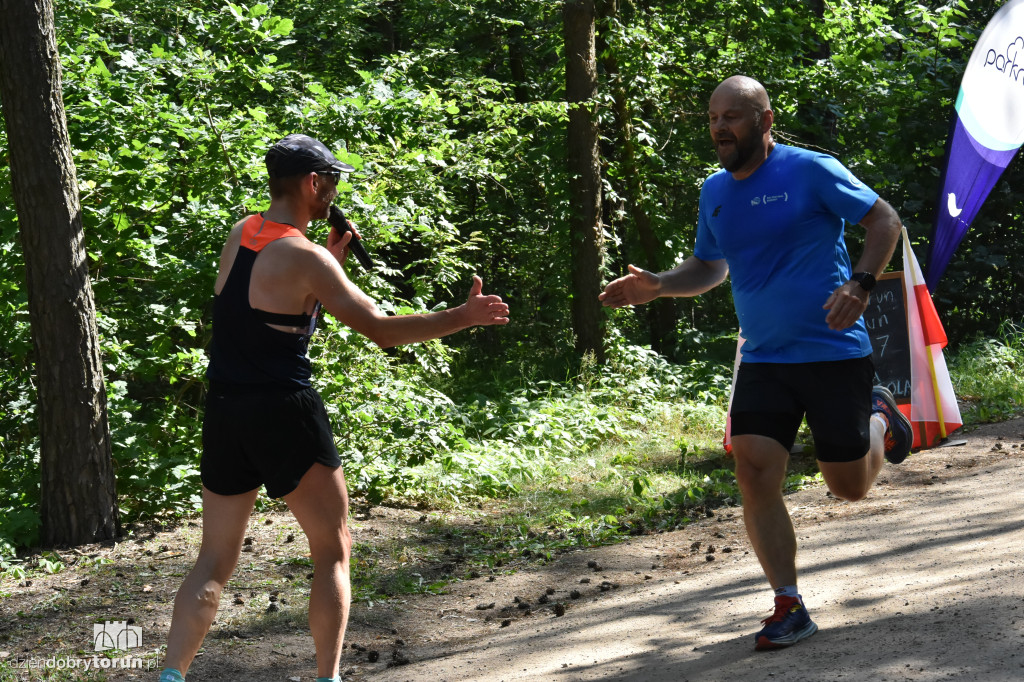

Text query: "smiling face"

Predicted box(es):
[708, 76, 774, 180]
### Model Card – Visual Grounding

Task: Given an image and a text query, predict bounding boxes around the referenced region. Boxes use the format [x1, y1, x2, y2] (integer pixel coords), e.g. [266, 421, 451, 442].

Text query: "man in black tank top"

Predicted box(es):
[162, 134, 510, 682]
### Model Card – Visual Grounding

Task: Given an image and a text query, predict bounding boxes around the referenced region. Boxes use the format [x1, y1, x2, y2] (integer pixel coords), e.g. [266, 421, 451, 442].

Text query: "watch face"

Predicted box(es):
[853, 272, 876, 291]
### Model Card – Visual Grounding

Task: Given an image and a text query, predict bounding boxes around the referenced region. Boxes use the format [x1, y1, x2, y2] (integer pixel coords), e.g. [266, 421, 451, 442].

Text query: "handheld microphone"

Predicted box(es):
[327, 205, 373, 270]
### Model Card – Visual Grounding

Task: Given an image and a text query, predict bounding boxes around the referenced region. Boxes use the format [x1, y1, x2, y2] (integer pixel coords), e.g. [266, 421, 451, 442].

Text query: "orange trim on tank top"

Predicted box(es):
[243, 214, 304, 253]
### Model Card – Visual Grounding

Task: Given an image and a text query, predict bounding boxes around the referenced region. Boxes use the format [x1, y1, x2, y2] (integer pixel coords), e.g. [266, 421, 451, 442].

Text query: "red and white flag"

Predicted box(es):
[902, 229, 962, 448]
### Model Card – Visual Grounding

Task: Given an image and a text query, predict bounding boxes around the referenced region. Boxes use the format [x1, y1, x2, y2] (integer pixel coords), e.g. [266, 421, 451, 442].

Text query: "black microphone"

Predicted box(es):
[327, 205, 373, 270]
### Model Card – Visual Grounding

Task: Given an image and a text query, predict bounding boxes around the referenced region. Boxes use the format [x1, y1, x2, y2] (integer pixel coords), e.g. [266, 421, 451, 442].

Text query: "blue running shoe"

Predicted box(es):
[754, 596, 818, 651]
[871, 385, 913, 464]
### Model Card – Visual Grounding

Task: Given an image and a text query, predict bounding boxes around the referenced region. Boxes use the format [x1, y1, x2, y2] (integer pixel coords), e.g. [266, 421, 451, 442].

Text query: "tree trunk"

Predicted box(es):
[597, 0, 675, 352]
[508, 23, 529, 104]
[564, 0, 605, 362]
[798, 0, 836, 141]
[373, 0, 402, 55]
[0, 0, 120, 547]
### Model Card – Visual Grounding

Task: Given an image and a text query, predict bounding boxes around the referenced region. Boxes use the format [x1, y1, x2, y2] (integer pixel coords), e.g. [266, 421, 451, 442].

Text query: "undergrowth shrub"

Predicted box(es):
[949, 321, 1024, 424]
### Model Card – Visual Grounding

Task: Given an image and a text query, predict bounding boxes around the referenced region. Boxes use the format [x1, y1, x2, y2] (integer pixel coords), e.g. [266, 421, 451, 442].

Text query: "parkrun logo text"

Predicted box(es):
[985, 36, 1024, 82]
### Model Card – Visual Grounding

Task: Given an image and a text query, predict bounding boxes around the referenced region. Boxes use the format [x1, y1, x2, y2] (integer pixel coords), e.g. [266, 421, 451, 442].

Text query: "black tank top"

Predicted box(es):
[207, 214, 321, 390]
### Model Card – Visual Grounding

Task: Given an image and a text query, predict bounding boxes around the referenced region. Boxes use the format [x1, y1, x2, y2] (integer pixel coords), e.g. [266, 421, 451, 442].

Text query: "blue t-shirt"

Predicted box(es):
[694, 144, 877, 363]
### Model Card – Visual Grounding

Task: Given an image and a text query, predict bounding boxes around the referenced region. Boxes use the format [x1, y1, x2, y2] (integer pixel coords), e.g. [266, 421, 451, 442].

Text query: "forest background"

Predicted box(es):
[2, 0, 1023, 560]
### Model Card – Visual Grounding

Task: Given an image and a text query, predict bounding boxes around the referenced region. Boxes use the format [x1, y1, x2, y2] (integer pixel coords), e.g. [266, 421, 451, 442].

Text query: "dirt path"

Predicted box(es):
[355, 418, 1024, 682]
[2, 418, 1023, 681]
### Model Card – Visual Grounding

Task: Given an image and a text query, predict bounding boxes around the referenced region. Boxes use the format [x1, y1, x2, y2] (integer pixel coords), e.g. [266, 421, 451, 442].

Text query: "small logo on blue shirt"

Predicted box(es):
[751, 193, 788, 206]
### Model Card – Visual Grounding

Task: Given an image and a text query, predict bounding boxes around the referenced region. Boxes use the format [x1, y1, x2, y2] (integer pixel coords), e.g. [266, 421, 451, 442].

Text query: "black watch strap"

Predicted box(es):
[851, 272, 877, 292]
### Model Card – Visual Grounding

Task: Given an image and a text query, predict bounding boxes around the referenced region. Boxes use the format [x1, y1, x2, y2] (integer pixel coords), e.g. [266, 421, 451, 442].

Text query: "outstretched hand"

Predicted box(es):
[464, 275, 510, 327]
[599, 264, 661, 308]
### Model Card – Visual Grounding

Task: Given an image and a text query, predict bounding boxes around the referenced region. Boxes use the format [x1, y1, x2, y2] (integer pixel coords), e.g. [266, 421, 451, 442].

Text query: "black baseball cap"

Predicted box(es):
[265, 134, 355, 178]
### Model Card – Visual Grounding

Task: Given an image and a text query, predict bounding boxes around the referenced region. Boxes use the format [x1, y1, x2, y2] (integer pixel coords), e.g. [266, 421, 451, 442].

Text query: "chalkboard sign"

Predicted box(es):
[865, 272, 911, 403]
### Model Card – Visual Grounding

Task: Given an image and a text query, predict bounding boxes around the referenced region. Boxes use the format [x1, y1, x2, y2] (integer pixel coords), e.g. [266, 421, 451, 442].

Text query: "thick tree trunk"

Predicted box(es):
[564, 0, 605, 362]
[0, 0, 120, 546]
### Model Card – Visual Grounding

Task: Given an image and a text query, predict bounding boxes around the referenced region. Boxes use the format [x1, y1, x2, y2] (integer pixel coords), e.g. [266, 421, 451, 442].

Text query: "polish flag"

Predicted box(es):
[902, 229, 962, 449]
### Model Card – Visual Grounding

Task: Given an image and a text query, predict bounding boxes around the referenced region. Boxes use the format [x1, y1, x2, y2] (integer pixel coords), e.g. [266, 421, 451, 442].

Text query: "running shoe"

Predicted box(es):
[754, 595, 818, 651]
[871, 385, 913, 464]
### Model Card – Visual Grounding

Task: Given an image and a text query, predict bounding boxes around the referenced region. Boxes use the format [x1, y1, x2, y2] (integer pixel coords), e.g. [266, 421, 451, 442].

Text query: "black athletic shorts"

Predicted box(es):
[729, 356, 873, 463]
[201, 384, 341, 498]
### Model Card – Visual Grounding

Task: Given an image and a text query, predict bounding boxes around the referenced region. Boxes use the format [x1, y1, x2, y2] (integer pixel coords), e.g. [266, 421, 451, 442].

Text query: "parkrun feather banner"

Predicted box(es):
[926, 0, 1024, 290]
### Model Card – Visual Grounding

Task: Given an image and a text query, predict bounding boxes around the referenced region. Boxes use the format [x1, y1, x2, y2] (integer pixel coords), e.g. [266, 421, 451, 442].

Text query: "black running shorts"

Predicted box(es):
[729, 356, 873, 463]
[201, 385, 341, 498]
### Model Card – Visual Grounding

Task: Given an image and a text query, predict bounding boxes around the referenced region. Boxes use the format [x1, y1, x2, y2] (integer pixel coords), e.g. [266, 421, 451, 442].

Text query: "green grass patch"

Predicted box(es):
[950, 322, 1024, 424]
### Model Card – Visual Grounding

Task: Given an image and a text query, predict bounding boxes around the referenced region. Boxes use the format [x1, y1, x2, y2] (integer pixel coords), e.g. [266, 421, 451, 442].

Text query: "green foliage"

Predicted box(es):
[949, 322, 1024, 423]
[0, 555, 26, 582]
[2, 0, 1024, 558]
[320, 340, 729, 507]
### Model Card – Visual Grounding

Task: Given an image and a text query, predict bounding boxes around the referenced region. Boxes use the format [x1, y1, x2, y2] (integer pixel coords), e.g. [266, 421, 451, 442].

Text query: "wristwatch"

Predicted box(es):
[851, 272, 877, 292]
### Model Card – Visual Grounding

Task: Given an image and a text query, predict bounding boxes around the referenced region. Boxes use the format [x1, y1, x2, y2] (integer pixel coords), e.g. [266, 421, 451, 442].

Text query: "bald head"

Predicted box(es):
[712, 75, 772, 118]
[707, 75, 775, 179]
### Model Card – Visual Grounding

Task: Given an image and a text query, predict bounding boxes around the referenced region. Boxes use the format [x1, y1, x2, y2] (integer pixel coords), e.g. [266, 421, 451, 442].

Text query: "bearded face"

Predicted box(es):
[714, 114, 764, 173]
[707, 82, 771, 179]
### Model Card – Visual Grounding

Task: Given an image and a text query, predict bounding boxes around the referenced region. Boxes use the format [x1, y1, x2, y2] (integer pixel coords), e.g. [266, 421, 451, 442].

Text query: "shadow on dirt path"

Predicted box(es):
[354, 418, 1024, 682]
[2, 419, 1022, 682]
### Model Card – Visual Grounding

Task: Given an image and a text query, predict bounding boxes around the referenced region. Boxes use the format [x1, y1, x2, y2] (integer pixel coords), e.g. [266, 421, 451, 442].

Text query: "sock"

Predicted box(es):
[773, 585, 800, 600]
[871, 411, 889, 430]
[159, 670, 185, 682]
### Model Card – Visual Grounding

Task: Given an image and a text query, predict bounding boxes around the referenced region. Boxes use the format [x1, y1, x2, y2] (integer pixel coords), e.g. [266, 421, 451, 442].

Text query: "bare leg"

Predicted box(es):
[818, 414, 886, 502]
[284, 463, 353, 679]
[732, 434, 796, 589]
[165, 486, 258, 675]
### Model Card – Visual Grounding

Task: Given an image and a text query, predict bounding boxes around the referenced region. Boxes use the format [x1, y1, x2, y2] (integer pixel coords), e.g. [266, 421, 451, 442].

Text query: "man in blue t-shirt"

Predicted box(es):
[600, 75, 913, 651]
